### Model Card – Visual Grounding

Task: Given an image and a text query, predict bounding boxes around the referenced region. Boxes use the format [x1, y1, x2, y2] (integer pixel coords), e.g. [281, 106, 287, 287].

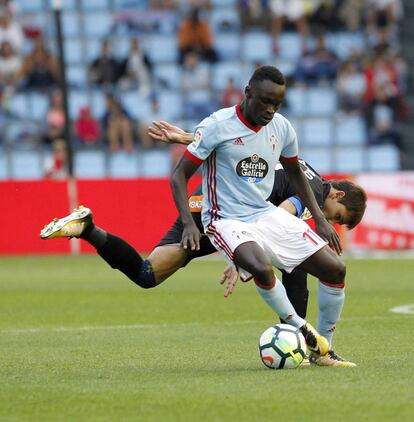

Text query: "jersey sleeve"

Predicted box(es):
[185, 116, 220, 164]
[280, 119, 299, 161]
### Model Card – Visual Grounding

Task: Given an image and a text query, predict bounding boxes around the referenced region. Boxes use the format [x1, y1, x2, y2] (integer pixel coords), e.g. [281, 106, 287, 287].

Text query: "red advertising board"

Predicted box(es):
[347, 173, 414, 250]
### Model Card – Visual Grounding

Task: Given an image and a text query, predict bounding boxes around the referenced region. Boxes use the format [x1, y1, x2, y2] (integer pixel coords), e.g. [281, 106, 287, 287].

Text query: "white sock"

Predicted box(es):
[317, 281, 345, 346]
[256, 276, 306, 328]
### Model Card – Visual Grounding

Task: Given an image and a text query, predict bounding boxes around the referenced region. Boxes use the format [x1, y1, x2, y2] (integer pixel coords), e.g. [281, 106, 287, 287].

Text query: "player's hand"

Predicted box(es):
[181, 222, 201, 251]
[148, 121, 189, 145]
[220, 265, 239, 298]
[315, 217, 342, 255]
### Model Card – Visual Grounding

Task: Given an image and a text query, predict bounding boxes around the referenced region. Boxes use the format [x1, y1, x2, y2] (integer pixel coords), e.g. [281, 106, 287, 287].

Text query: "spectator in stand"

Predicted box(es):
[102, 93, 134, 153]
[0, 7, 23, 52]
[137, 93, 163, 149]
[178, 7, 217, 64]
[237, 0, 271, 33]
[44, 90, 65, 146]
[363, 52, 400, 109]
[89, 39, 121, 88]
[0, 40, 21, 89]
[294, 33, 338, 86]
[366, 83, 402, 149]
[336, 61, 366, 115]
[21, 35, 59, 90]
[44, 138, 68, 180]
[221, 77, 243, 108]
[181, 51, 212, 120]
[337, 0, 364, 32]
[119, 37, 152, 94]
[149, 0, 178, 8]
[75, 106, 100, 147]
[365, 0, 403, 48]
[269, 0, 309, 54]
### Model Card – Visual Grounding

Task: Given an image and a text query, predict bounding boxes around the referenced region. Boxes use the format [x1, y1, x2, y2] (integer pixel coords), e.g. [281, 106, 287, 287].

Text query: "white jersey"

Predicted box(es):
[185, 104, 298, 229]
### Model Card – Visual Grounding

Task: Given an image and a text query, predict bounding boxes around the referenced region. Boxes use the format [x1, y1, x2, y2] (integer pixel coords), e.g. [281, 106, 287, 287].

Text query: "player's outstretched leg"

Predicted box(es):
[40, 206, 156, 289]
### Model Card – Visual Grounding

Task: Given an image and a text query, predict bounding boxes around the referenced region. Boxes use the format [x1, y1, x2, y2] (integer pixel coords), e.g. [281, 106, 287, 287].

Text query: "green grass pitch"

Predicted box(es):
[1, 255, 413, 421]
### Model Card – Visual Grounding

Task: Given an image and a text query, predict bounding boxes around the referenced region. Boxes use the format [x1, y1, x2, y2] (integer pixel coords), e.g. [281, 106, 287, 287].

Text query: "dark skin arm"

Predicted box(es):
[281, 159, 342, 254]
[170, 155, 202, 250]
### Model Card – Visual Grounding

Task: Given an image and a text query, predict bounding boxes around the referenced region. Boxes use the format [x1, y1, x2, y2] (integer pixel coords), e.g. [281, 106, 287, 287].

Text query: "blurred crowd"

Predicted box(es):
[0, 0, 409, 178]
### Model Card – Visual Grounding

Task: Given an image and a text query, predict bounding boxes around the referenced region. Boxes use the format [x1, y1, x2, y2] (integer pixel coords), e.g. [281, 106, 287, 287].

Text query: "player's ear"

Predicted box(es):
[245, 85, 251, 98]
[336, 190, 346, 199]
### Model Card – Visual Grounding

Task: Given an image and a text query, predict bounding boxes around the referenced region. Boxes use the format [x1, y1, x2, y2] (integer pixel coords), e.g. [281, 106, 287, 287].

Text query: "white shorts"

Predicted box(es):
[206, 207, 327, 276]
[270, 0, 305, 21]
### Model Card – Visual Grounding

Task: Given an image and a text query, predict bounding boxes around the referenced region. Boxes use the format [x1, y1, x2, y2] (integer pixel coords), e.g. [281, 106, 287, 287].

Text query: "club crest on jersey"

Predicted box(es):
[270, 134, 277, 152]
[193, 129, 203, 147]
[236, 154, 269, 183]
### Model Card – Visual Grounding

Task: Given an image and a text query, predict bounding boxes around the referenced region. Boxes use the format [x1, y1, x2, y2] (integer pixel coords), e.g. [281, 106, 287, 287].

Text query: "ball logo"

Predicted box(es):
[236, 155, 269, 183]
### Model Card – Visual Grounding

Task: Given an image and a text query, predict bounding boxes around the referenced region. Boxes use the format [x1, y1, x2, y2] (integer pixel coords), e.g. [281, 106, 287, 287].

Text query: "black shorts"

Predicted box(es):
[157, 213, 217, 267]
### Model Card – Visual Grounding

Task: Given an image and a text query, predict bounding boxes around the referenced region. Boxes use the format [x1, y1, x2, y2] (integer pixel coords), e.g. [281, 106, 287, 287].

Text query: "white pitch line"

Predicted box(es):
[0, 315, 412, 335]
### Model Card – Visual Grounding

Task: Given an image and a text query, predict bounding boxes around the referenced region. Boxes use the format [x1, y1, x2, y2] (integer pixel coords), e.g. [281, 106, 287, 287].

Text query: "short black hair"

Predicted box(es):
[249, 65, 285, 86]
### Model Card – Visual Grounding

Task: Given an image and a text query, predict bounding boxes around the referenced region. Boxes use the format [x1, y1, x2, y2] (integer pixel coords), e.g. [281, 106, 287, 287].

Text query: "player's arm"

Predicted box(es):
[170, 155, 201, 250]
[148, 121, 192, 145]
[281, 158, 342, 254]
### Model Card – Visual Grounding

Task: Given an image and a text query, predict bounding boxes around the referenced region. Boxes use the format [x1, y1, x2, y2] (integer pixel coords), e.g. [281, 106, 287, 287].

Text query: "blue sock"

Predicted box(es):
[256, 277, 306, 328]
[317, 281, 345, 346]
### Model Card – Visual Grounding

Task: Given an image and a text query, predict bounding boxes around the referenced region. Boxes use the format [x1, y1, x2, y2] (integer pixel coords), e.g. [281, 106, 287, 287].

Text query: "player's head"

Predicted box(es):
[244, 65, 285, 126]
[323, 180, 367, 230]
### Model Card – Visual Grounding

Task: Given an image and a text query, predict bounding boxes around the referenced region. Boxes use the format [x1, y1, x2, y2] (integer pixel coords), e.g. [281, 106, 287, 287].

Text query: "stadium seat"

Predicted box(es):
[10, 150, 43, 180]
[274, 58, 296, 78]
[299, 148, 333, 174]
[307, 88, 337, 116]
[64, 38, 83, 65]
[241, 32, 272, 63]
[334, 32, 366, 59]
[209, 7, 240, 33]
[91, 91, 106, 118]
[211, 61, 244, 91]
[211, 0, 237, 7]
[122, 92, 151, 120]
[302, 118, 333, 146]
[285, 87, 306, 117]
[67, 65, 88, 88]
[19, 0, 43, 12]
[0, 151, 7, 179]
[279, 33, 302, 61]
[158, 92, 183, 120]
[81, 0, 110, 11]
[214, 33, 241, 61]
[61, 0, 77, 10]
[154, 63, 181, 90]
[141, 150, 171, 177]
[334, 147, 365, 173]
[69, 91, 90, 119]
[145, 35, 178, 64]
[28, 94, 49, 121]
[83, 11, 113, 38]
[367, 145, 401, 171]
[335, 116, 366, 145]
[74, 150, 106, 178]
[62, 11, 81, 38]
[9, 94, 29, 119]
[109, 151, 139, 178]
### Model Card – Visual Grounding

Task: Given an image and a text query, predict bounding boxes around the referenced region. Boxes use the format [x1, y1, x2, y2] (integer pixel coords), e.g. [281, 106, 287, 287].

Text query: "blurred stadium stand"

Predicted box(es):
[0, 0, 411, 180]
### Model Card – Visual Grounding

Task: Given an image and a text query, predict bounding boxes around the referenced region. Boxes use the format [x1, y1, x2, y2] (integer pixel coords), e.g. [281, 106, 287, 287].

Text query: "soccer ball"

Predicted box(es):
[259, 324, 307, 369]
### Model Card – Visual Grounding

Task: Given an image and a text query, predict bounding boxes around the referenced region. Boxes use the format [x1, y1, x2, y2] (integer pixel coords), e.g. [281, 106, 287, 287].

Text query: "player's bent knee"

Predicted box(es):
[330, 260, 346, 284]
[133, 259, 156, 289]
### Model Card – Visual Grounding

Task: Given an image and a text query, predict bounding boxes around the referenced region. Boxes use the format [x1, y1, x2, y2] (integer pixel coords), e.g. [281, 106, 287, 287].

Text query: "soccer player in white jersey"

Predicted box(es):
[170, 65, 347, 359]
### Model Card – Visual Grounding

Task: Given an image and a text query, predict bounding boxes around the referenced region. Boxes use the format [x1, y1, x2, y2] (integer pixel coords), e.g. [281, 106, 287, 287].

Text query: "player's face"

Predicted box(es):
[323, 191, 350, 226]
[245, 80, 285, 126]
